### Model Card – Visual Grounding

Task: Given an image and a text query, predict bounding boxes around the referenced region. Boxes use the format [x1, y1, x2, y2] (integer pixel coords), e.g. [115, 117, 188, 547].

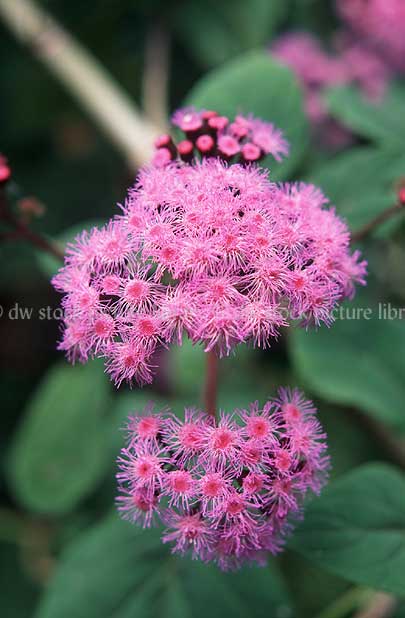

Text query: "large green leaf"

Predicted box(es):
[35, 514, 293, 618]
[394, 603, 405, 618]
[290, 463, 405, 596]
[280, 552, 350, 618]
[308, 146, 405, 233]
[6, 361, 112, 514]
[186, 51, 308, 180]
[0, 541, 39, 618]
[174, 0, 288, 68]
[326, 84, 405, 146]
[317, 405, 382, 479]
[289, 295, 405, 430]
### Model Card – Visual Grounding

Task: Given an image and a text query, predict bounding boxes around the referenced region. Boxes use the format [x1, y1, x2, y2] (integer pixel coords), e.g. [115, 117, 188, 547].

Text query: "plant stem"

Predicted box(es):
[0, 0, 160, 169]
[14, 223, 64, 261]
[204, 350, 218, 418]
[314, 587, 373, 618]
[142, 21, 170, 131]
[354, 592, 397, 618]
[352, 203, 404, 242]
[0, 189, 64, 261]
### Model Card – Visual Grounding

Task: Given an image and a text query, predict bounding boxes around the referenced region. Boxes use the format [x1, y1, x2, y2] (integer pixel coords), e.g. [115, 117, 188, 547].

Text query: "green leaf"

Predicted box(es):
[174, 0, 288, 68]
[36, 514, 293, 618]
[280, 552, 350, 618]
[0, 542, 39, 618]
[185, 51, 308, 180]
[290, 463, 405, 596]
[317, 406, 382, 479]
[394, 602, 405, 618]
[326, 84, 405, 145]
[36, 219, 105, 278]
[308, 146, 405, 234]
[6, 361, 112, 514]
[288, 295, 405, 430]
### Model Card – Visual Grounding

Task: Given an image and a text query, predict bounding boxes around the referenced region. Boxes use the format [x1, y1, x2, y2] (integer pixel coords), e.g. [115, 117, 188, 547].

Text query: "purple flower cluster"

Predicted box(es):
[337, 0, 405, 73]
[53, 119, 366, 387]
[272, 30, 392, 148]
[116, 389, 329, 571]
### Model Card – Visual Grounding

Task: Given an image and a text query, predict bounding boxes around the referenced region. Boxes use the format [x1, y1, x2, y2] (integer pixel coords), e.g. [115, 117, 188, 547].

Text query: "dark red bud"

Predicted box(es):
[229, 122, 249, 139]
[0, 156, 11, 185]
[17, 197, 45, 218]
[208, 116, 229, 131]
[201, 110, 218, 121]
[240, 142, 261, 162]
[177, 140, 194, 162]
[196, 134, 215, 154]
[154, 134, 172, 149]
[154, 134, 177, 158]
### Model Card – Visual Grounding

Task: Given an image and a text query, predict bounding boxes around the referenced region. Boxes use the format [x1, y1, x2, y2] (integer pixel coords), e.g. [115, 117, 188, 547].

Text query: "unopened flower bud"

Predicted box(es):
[17, 196, 45, 220]
[241, 142, 261, 162]
[0, 155, 11, 185]
[154, 134, 177, 157]
[208, 115, 229, 132]
[196, 134, 215, 155]
[177, 140, 194, 162]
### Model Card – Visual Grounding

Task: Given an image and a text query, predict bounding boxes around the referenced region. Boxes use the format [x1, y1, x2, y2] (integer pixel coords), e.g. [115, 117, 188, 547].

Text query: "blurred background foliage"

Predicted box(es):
[1, 1, 405, 617]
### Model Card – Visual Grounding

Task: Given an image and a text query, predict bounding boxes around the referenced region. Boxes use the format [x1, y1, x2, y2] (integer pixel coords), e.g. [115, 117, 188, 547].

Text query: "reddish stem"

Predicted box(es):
[15, 223, 64, 261]
[352, 202, 404, 242]
[0, 189, 64, 262]
[204, 350, 218, 418]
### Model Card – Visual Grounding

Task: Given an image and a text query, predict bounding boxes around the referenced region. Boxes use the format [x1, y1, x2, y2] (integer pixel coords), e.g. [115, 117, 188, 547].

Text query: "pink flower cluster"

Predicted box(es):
[116, 389, 329, 570]
[53, 141, 366, 386]
[153, 109, 289, 167]
[272, 31, 392, 148]
[337, 0, 405, 73]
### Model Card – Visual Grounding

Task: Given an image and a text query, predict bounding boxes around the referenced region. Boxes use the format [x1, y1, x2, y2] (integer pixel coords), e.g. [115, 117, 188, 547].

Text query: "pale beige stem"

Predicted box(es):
[0, 0, 160, 169]
[354, 592, 397, 618]
[142, 21, 170, 131]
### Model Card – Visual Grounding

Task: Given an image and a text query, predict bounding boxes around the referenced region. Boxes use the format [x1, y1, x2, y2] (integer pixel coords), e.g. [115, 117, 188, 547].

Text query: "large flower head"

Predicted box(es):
[116, 389, 330, 571]
[53, 109, 366, 387]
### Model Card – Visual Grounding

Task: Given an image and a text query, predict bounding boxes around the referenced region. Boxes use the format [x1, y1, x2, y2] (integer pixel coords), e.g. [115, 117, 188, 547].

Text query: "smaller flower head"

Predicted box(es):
[117, 392, 329, 570]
